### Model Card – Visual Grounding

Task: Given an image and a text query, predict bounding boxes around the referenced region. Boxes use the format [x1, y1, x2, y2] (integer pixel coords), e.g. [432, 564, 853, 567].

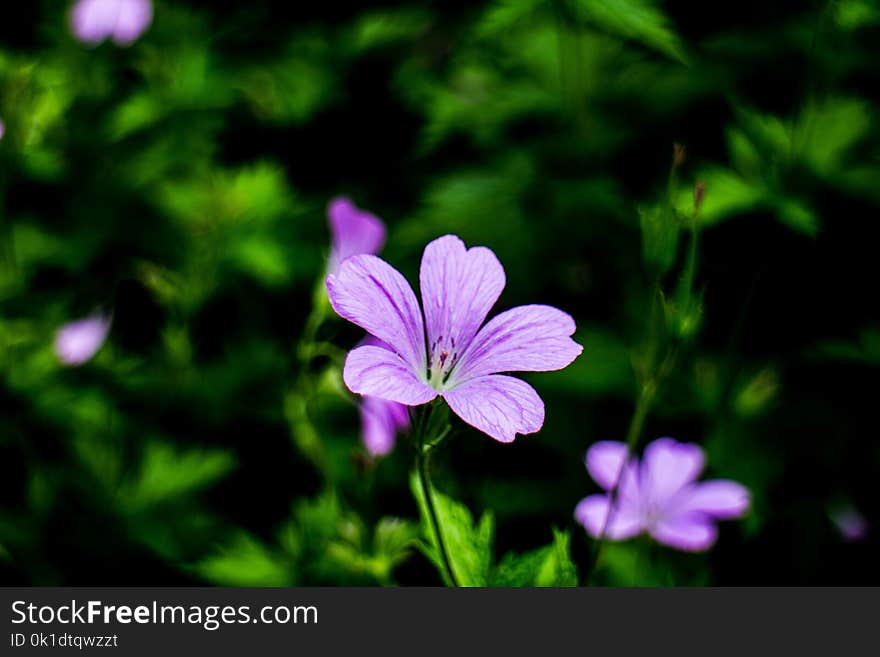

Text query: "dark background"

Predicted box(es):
[1, 0, 878, 585]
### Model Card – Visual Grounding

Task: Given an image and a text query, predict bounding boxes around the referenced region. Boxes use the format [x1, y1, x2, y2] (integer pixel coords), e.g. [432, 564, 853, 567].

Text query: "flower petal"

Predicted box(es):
[343, 346, 437, 406]
[327, 254, 426, 373]
[419, 235, 505, 357]
[575, 495, 642, 540]
[442, 374, 543, 443]
[585, 441, 630, 491]
[360, 396, 409, 457]
[54, 314, 112, 366]
[675, 480, 750, 519]
[71, 0, 116, 44]
[111, 0, 152, 45]
[327, 197, 386, 275]
[454, 304, 582, 381]
[650, 515, 718, 552]
[641, 438, 705, 507]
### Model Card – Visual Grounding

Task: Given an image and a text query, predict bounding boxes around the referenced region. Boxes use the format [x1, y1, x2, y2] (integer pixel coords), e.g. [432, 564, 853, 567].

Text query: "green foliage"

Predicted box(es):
[412, 475, 578, 586]
[568, 0, 686, 62]
[117, 442, 235, 512]
[1, 0, 877, 587]
[411, 473, 494, 586]
[493, 529, 579, 586]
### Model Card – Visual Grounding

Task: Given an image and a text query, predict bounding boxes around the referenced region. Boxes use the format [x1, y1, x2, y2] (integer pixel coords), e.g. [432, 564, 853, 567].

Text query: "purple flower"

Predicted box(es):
[71, 0, 153, 46]
[0, 120, 5, 141]
[575, 438, 750, 552]
[831, 506, 870, 542]
[357, 336, 410, 456]
[327, 197, 386, 276]
[54, 313, 112, 366]
[360, 393, 410, 457]
[325, 234, 583, 443]
[326, 201, 399, 454]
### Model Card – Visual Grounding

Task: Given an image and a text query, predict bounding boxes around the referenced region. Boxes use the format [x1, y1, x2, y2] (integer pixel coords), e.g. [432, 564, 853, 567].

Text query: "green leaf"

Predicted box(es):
[410, 473, 494, 586]
[194, 532, 291, 586]
[639, 204, 681, 275]
[674, 166, 763, 228]
[570, 0, 686, 62]
[834, 0, 880, 30]
[119, 442, 235, 511]
[494, 528, 579, 586]
[475, 0, 545, 37]
[794, 98, 871, 176]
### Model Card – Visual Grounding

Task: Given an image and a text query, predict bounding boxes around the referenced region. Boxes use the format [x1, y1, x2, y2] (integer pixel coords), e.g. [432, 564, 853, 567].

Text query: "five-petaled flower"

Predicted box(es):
[71, 0, 153, 46]
[325, 234, 583, 443]
[54, 312, 112, 366]
[575, 438, 750, 552]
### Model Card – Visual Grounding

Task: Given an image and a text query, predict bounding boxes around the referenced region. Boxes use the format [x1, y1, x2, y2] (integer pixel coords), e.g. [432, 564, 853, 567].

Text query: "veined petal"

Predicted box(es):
[327, 254, 426, 373]
[649, 514, 718, 552]
[575, 495, 642, 540]
[672, 480, 750, 520]
[327, 197, 386, 275]
[454, 304, 582, 381]
[360, 396, 409, 457]
[442, 374, 543, 443]
[419, 235, 505, 358]
[641, 438, 705, 508]
[111, 0, 152, 45]
[343, 346, 437, 406]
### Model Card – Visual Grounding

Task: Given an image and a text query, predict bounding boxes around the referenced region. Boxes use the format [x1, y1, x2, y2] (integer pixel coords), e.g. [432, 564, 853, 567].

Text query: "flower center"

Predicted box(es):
[426, 335, 461, 390]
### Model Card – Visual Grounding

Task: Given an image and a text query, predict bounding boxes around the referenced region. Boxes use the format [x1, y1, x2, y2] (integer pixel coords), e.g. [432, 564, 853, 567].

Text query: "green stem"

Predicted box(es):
[415, 406, 458, 587]
[588, 381, 656, 583]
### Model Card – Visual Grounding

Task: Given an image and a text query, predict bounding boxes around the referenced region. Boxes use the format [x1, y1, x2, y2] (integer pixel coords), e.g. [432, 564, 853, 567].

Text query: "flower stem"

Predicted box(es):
[588, 383, 655, 580]
[414, 405, 458, 587]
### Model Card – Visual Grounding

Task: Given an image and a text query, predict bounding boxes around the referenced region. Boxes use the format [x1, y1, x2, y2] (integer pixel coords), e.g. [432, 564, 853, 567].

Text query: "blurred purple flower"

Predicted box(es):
[0, 120, 5, 140]
[831, 506, 869, 542]
[360, 391, 410, 457]
[575, 438, 750, 552]
[357, 336, 409, 456]
[325, 199, 398, 454]
[327, 197, 386, 276]
[326, 234, 583, 443]
[54, 313, 112, 366]
[71, 0, 153, 46]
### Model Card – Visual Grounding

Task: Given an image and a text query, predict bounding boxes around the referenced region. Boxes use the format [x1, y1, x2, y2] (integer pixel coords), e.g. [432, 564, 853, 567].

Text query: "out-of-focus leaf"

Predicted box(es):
[674, 166, 763, 228]
[118, 442, 235, 511]
[813, 327, 880, 365]
[349, 8, 431, 52]
[770, 195, 819, 237]
[475, 0, 545, 37]
[639, 204, 681, 275]
[834, 0, 880, 30]
[794, 98, 871, 176]
[194, 532, 291, 586]
[570, 0, 686, 62]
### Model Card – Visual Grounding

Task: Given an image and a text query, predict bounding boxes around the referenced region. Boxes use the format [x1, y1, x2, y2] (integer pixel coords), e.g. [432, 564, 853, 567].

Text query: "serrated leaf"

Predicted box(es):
[410, 472, 494, 586]
[494, 528, 578, 586]
[194, 532, 291, 586]
[119, 442, 235, 511]
[570, 0, 686, 62]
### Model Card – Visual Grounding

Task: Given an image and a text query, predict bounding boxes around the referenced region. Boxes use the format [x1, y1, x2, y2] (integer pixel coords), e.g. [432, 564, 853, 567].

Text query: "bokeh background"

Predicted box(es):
[1, 0, 879, 586]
